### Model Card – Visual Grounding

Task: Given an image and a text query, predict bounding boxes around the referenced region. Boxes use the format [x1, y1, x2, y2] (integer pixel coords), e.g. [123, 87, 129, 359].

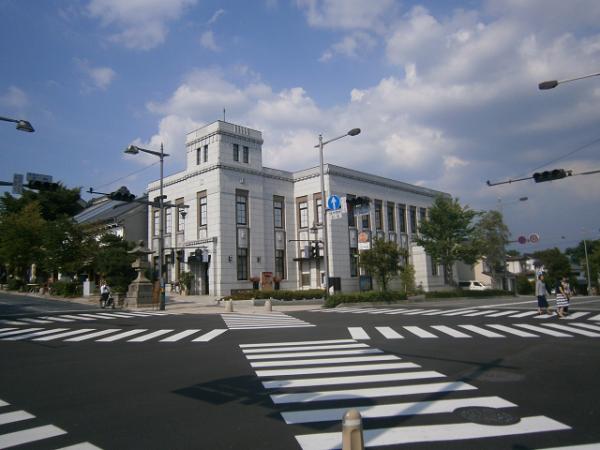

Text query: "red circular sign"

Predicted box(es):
[517, 236, 527, 244]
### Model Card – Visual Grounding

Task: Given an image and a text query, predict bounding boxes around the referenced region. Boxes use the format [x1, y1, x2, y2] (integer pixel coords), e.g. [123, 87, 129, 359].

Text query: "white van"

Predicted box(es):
[458, 280, 490, 291]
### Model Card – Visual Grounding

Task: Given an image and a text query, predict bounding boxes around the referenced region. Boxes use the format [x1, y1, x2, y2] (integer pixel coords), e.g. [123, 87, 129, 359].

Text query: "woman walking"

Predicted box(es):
[535, 274, 552, 315]
[555, 277, 570, 319]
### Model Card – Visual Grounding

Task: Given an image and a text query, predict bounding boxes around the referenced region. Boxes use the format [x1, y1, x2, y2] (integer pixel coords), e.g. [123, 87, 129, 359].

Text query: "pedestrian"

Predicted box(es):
[555, 277, 569, 319]
[100, 280, 110, 309]
[535, 274, 552, 315]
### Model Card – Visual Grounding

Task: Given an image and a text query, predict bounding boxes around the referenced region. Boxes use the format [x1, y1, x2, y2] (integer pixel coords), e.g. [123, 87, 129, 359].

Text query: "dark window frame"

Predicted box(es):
[236, 190, 248, 226]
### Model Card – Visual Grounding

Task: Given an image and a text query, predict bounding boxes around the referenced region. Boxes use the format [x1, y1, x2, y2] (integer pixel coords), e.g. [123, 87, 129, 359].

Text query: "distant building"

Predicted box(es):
[146, 120, 453, 296]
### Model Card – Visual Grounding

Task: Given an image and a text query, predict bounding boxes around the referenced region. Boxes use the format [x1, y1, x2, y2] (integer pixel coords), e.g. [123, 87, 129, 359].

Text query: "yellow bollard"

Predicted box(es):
[342, 409, 364, 450]
[225, 299, 233, 312]
[265, 298, 272, 312]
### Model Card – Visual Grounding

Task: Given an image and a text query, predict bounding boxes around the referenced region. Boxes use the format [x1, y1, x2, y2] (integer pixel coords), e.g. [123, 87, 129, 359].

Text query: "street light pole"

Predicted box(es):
[0, 115, 34, 132]
[315, 128, 361, 295]
[583, 237, 592, 295]
[539, 71, 600, 90]
[124, 143, 170, 310]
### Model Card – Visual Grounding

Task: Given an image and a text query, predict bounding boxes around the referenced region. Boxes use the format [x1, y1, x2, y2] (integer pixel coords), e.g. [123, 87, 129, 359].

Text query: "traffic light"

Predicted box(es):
[27, 180, 59, 191]
[109, 186, 136, 202]
[533, 169, 572, 183]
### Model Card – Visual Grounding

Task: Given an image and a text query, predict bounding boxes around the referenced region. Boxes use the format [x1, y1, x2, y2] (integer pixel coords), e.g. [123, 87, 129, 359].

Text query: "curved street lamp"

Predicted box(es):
[0, 115, 34, 132]
[314, 127, 361, 295]
[539, 71, 600, 90]
[124, 143, 170, 310]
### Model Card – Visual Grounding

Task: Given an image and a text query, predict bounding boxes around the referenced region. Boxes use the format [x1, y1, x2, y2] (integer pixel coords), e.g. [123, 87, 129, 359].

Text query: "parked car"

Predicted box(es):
[458, 280, 490, 291]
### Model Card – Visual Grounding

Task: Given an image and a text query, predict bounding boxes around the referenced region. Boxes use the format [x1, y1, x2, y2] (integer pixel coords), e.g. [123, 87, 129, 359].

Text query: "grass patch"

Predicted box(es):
[325, 290, 407, 308]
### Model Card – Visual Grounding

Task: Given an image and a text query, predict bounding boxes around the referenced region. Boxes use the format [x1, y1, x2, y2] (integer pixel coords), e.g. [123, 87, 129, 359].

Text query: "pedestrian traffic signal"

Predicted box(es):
[533, 169, 572, 183]
[310, 243, 320, 259]
[109, 186, 136, 202]
[347, 196, 370, 207]
[27, 180, 59, 191]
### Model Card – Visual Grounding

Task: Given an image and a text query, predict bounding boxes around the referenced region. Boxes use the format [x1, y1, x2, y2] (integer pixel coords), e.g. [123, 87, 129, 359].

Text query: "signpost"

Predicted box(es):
[12, 174, 23, 195]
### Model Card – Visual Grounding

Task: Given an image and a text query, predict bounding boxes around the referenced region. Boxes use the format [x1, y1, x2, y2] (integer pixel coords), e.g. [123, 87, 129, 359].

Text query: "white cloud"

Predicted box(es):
[75, 58, 116, 91]
[0, 86, 29, 111]
[297, 0, 395, 30]
[87, 0, 196, 50]
[207, 8, 225, 25]
[200, 31, 220, 51]
[320, 31, 377, 61]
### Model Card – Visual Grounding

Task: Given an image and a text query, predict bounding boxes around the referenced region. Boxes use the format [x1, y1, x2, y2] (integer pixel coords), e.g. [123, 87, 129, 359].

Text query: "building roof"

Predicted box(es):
[74, 195, 147, 225]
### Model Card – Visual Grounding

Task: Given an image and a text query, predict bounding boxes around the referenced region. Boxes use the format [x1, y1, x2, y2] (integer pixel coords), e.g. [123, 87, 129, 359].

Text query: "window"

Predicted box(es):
[198, 191, 207, 227]
[236, 190, 248, 225]
[196, 148, 201, 165]
[431, 257, 438, 276]
[419, 207, 427, 227]
[203, 145, 208, 163]
[237, 248, 248, 280]
[177, 206, 185, 232]
[273, 196, 284, 228]
[275, 249, 285, 278]
[243, 146, 249, 163]
[314, 194, 323, 225]
[298, 198, 308, 228]
[350, 248, 358, 277]
[398, 204, 407, 233]
[346, 195, 356, 227]
[387, 202, 395, 232]
[165, 207, 172, 234]
[409, 206, 417, 234]
[233, 143, 239, 162]
[361, 214, 370, 230]
[153, 209, 160, 236]
[374, 200, 383, 230]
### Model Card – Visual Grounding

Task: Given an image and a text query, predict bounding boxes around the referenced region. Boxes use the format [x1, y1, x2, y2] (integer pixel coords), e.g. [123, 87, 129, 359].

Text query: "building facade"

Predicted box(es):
[146, 121, 450, 296]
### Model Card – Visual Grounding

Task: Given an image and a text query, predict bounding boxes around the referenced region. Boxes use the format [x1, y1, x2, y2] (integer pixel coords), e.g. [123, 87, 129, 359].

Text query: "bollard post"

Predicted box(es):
[265, 297, 272, 312]
[225, 299, 233, 313]
[342, 409, 364, 450]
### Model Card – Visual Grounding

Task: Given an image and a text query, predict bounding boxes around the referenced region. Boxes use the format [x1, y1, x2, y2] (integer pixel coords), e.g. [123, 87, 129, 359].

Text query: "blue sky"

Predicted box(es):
[1, 0, 600, 251]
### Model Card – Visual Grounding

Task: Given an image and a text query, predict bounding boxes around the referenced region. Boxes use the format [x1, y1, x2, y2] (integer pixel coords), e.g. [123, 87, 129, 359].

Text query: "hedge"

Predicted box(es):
[222, 289, 325, 301]
[325, 290, 407, 308]
[425, 289, 514, 299]
[50, 281, 82, 297]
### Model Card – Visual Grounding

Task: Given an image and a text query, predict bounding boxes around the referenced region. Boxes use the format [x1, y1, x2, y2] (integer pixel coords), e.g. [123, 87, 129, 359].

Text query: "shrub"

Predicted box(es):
[7, 278, 25, 291]
[222, 289, 325, 301]
[425, 289, 514, 299]
[516, 274, 534, 295]
[325, 290, 407, 308]
[50, 280, 80, 297]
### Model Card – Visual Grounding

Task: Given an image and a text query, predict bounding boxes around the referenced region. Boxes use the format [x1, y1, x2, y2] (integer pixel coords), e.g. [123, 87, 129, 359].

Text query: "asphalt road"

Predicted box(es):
[1, 294, 600, 450]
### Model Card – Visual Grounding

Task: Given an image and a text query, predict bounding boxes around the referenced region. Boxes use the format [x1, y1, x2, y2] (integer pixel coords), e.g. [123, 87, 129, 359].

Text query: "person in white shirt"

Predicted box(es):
[100, 280, 110, 308]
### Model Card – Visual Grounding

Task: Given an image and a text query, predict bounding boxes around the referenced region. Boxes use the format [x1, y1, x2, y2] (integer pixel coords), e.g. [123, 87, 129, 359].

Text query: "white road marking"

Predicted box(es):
[245, 349, 383, 360]
[95, 312, 136, 318]
[458, 325, 504, 338]
[2, 328, 69, 341]
[58, 315, 96, 321]
[160, 329, 201, 342]
[64, 329, 121, 342]
[281, 396, 515, 424]
[485, 310, 519, 317]
[423, 308, 473, 316]
[375, 326, 404, 339]
[128, 329, 174, 342]
[240, 339, 356, 348]
[569, 322, 600, 332]
[564, 312, 590, 320]
[542, 323, 600, 337]
[56, 443, 103, 450]
[404, 309, 442, 315]
[397, 308, 426, 314]
[33, 329, 96, 341]
[295, 415, 570, 450]
[0, 424, 67, 448]
[465, 310, 499, 316]
[0, 410, 35, 425]
[39, 316, 74, 322]
[77, 314, 115, 320]
[367, 309, 401, 314]
[192, 329, 228, 342]
[536, 443, 600, 450]
[96, 329, 148, 342]
[384, 309, 413, 315]
[250, 354, 400, 368]
[263, 371, 445, 389]
[0, 328, 16, 333]
[270, 381, 476, 404]
[227, 325, 316, 330]
[588, 313, 600, 321]
[0, 328, 43, 338]
[0, 320, 28, 326]
[348, 327, 370, 340]
[515, 324, 572, 337]
[243, 343, 368, 354]
[488, 324, 538, 337]
[510, 311, 540, 318]
[441, 309, 478, 316]
[19, 318, 53, 324]
[403, 326, 437, 338]
[255, 362, 419, 377]
[431, 325, 471, 338]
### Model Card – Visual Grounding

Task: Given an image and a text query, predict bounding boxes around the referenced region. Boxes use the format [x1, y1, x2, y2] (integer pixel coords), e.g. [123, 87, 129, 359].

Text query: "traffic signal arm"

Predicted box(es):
[533, 169, 572, 183]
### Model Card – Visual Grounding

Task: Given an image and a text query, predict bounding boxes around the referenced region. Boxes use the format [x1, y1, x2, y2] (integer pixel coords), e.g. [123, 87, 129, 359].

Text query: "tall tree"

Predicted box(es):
[0, 184, 84, 221]
[473, 210, 510, 287]
[359, 238, 402, 292]
[532, 247, 571, 289]
[40, 217, 90, 278]
[415, 196, 480, 286]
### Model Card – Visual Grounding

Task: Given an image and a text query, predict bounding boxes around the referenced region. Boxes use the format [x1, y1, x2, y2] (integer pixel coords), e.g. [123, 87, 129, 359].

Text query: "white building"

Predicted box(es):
[146, 120, 450, 296]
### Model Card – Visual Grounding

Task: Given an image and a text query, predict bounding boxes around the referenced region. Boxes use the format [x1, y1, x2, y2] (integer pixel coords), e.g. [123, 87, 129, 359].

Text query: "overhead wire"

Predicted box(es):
[94, 161, 160, 190]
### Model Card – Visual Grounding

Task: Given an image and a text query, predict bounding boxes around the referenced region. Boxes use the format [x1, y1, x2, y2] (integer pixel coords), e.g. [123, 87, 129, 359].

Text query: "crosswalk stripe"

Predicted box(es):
[96, 312, 135, 318]
[0, 424, 67, 448]
[488, 324, 539, 337]
[33, 329, 96, 341]
[510, 311, 540, 318]
[96, 329, 148, 342]
[348, 327, 370, 340]
[65, 329, 121, 342]
[569, 323, 600, 332]
[192, 329, 227, 342]
[77, 313, 114, 319]
[263, 370, 445, 389]
[368, 308, 401, 314]
[403, 326, 437, 338]
[423, 308, 473, 316]
[588, 313, 600, 321]
[2, 328, 69, 341]
[39, 316, 75, 322]
[485, 310, 519, 317]
[465, 310, 499, 317]
[0, 327, 17, 333]
[270, 380, 476, 404]
[397, 308, 426, 314]
[128, 329, 174, 342]
[56, 442, 103, 450]
[0, 328, 43, 338]
[94, 313, 123, 319]
[250, 354, 401, 368]
[515, 324, 572, 337]
[0, 320, 29, 326]
[535, 313, 555, 319]
[255, 362, 419, 377]
[431, 325, 471, 338]
[246, 348, 383, 360]
[243, 343, 368, 354]
[241, 339, 356, 348]
[228, 325, 316, 330]
[375, 326, 404, 339]
[564, 312, 590, 320]
[442, 309, 478, 316]
[295, 415, 569, 449]
[58, 315, 96, 321]
[537, 443, 600, 449]
[281, 396, 515, 424]
[113, 312, 153, 317]
[542, 323, 600, 337]
[0, 410, 35, 425]
[403, 309, 441, 315]
[0, 400, 7, 407]
[458, 325, 504, 338]
[384, 309, 413, 315]
[160, 329, 201, 342]
[20, 318, 53, 324]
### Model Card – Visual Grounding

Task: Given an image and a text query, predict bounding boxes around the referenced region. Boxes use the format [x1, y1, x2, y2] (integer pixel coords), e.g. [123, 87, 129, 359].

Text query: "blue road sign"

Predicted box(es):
[327, 194, 341, 211]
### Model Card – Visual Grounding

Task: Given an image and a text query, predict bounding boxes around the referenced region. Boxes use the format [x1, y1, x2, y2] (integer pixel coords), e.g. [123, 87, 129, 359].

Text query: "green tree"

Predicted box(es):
[473, 210, 510, 287]
[532, 247, 571, 290]
[415, 196, 481, 286]
[92, 233, 136, 293]
[566, 239, 600, 291]
[0, 184, 84, 221]
[359, 238, 402, 292]
[399, 262, 416, 295]
[40, 217, 90, 278]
